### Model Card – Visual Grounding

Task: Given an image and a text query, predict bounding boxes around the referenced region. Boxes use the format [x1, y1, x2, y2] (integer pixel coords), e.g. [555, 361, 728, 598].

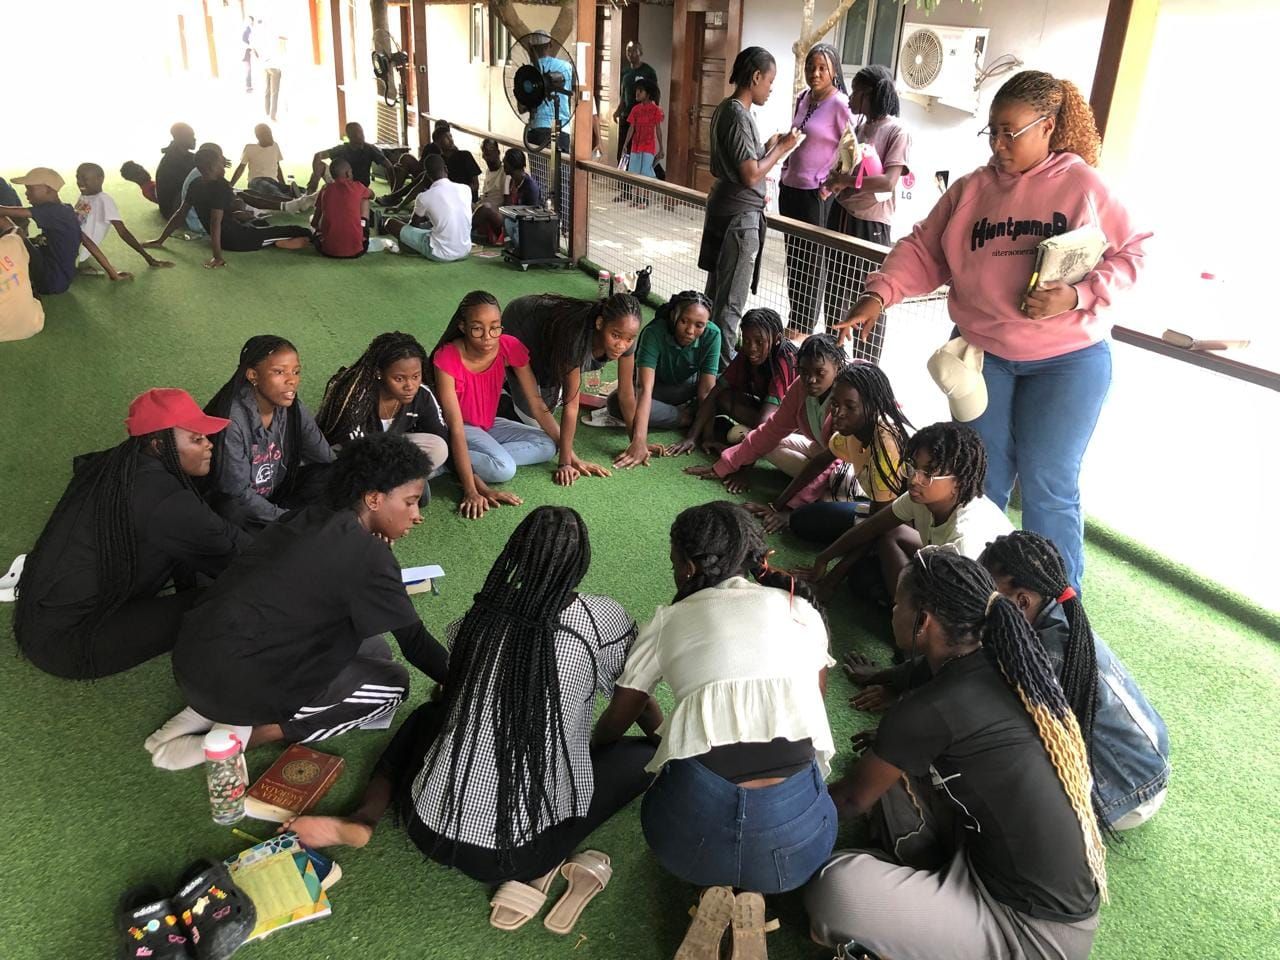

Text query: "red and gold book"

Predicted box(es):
[244, 745, 345, 822]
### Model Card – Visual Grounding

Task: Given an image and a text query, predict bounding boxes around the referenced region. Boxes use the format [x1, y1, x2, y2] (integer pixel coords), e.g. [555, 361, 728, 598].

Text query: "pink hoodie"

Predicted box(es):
[865, 152, 1149, 361]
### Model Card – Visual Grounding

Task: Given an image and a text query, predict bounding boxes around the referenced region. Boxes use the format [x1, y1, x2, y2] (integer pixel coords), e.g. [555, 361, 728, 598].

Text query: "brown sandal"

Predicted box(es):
[731, 891, 769, 960]
[675, 886, 735, 960]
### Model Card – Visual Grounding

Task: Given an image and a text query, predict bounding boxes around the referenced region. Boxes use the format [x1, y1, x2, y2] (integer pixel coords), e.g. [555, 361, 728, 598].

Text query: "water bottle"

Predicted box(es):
[203, 728, 249, 825]
[597, 269, 611, 300]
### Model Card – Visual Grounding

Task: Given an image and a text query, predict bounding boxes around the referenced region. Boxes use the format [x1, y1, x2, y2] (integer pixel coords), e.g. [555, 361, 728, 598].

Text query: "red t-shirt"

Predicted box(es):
[627, 102, 664, 155]
[315, 179, 373, 257]
[431, 335, 530, 431]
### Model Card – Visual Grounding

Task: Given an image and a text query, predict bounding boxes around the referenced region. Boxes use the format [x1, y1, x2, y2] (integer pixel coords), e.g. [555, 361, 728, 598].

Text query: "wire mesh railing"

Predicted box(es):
[578, 161, 952, 364]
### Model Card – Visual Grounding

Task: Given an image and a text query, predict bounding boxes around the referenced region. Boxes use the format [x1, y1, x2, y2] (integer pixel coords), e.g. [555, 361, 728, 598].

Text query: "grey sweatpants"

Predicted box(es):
[804, 779, 1098, 960]
[607, 376, 698, 429]
[704, 209, 763, 367]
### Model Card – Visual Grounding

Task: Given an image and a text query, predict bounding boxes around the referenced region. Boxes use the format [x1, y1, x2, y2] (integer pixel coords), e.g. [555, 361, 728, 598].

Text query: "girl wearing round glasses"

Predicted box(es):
[796, 422, 1011, 604]
[834, 70, 1150, 593]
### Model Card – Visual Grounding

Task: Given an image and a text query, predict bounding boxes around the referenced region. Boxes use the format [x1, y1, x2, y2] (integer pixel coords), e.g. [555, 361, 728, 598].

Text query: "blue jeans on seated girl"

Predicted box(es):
[606, 376, 697, 430]
[461, 419, 556, 484]
[641, 757, 837, 894]
[967, 340, 1111, 591]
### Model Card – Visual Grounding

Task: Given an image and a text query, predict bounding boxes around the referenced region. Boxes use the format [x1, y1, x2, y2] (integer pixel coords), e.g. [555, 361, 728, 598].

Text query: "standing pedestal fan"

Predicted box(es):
[499, 30, 576, 269]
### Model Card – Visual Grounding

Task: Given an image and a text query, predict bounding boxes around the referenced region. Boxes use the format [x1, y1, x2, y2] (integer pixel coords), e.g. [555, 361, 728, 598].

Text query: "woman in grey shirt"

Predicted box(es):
[699, 47, 796, 368]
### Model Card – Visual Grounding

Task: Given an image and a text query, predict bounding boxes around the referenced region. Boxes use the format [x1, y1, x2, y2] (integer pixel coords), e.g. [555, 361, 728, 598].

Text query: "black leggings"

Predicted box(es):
[380, 701, 656, 884]
[20, 590, 198, 680]
[777, 185, 833, 336]
[218, 223, 310, 252]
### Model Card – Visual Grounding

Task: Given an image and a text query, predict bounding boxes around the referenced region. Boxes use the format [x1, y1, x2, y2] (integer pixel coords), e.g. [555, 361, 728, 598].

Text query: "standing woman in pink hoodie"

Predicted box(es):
[836, 71, 1148, 591]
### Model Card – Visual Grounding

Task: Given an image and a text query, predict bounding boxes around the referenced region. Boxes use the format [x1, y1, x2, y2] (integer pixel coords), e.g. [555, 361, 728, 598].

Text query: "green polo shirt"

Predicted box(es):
[635, 320, 722, 385]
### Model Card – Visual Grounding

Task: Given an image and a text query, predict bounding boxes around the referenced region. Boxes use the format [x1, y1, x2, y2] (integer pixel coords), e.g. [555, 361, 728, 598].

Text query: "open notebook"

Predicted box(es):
[224, 833, 332, 942]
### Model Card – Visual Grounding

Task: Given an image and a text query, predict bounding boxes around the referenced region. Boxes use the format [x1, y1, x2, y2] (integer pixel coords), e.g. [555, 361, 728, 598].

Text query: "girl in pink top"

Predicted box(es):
[836, 71, 1151, 590]
[430, 291, 563, 520]
[778, 43, 852, 338]
[685, 334, 844, 507]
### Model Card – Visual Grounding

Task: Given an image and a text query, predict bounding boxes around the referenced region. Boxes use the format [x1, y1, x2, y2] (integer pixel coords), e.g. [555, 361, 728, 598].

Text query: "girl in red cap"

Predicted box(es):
[13, 388, 246, 678]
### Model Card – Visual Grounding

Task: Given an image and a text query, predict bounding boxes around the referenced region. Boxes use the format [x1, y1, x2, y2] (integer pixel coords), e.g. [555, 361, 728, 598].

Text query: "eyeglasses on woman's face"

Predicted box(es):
[978, 115, 1047, 146]
[900, 461, 956, 486]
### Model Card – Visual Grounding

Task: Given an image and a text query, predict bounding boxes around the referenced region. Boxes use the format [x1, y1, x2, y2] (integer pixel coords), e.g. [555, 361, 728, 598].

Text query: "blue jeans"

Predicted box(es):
[968, 340, 1111, 590]
[461, 418, 556, 484]
[641, 758, 837, 894]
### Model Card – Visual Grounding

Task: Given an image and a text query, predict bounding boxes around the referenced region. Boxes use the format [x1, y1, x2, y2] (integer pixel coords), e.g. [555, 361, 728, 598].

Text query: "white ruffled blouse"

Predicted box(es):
[617, 577, 837, 777]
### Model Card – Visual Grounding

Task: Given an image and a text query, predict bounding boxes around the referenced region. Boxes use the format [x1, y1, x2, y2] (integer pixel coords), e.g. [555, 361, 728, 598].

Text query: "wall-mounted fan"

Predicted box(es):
[372, 28, 411, 144]
[503, 30, 577, 214]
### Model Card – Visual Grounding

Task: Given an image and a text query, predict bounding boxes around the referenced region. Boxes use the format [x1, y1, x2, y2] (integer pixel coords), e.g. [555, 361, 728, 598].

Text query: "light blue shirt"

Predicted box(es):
[532, 56, 572, 129]
[179, 168, 206, 235]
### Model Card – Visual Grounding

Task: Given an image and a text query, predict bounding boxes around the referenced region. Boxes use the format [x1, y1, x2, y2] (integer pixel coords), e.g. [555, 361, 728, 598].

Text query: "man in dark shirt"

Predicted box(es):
[147, 149, 311, 268]
[614, 42, 658, 163]
[377, 122, 482, 209]
[156, 122, 198, 218]
[308, 121, 390, 191]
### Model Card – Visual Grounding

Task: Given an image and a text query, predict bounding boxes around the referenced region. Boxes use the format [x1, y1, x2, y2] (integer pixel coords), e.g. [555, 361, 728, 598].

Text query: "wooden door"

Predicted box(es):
[688, 10, 728, 191]
[669, 0, 741, 189]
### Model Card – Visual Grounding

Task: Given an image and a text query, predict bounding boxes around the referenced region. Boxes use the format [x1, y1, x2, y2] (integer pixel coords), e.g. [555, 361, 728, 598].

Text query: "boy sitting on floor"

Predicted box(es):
[74, 163, 174, 273]
[312, 158, 372, 259]
[381, 155, 471, 263]
[0, 167, 132, 293]
[147, 149, 311, 269]
[119, 162, 158, 206]
[471, 148, 541, 246]
[229, 123, 299, 199]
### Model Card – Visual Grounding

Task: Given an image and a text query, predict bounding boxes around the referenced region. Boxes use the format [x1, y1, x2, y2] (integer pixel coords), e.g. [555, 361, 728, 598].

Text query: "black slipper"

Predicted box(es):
[172, 859, 257, 960]
[117, 884, 192, 959]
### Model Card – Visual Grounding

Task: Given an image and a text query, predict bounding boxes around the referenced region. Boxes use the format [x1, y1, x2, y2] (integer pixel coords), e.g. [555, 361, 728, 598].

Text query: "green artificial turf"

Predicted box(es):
[0, 179, 1277, 960]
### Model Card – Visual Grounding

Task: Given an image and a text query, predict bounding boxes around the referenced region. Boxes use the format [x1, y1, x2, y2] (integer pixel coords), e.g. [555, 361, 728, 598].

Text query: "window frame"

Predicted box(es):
[839, 0, 906, 77]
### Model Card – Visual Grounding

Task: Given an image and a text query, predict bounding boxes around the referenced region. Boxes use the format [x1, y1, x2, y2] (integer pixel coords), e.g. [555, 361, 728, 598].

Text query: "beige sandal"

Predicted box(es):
[488, 861, 561, 931]
[731, 891, 769, 960]
[543, 850, 613, 935]
[675, 886, 736, 960]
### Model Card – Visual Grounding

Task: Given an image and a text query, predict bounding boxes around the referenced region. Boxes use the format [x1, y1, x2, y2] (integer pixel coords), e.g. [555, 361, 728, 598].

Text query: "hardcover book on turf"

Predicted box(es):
[244, 745, 344, 822]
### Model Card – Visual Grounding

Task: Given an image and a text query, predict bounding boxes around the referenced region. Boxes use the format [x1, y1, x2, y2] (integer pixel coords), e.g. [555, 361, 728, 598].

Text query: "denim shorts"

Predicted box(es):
[641, 757, 837, 894]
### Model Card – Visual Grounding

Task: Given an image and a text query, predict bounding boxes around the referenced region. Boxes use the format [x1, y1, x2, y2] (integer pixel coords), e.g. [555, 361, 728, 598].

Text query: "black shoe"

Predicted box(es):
[118, 885, 192, 959]
[173, 859, 256, 960]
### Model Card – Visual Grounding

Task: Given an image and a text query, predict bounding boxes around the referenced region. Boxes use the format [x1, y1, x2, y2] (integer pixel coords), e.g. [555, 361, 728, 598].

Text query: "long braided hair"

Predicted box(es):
[510, 293, 641, 390]
[423, 506, 598, 865]
[903, 548, 1108, 900]
[428, 290, 501, 382]
[979, 532, 1107, 818]
[316, 332, 428, 446]
[739, 308, 798, 397]
[13, 430, 196, 677]
[993, 70, 1101, 166]
[904, 422, 987, 506]
[204, 335, 303, 499]
[669, 501, 822, 610]
[833, 362, 913, 496]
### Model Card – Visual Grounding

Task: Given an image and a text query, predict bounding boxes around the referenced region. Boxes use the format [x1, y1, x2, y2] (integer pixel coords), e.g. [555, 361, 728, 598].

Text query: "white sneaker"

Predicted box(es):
[283, 192, 317, 214]
[0, 554, 25, 602]
[581, 407, 624, 428]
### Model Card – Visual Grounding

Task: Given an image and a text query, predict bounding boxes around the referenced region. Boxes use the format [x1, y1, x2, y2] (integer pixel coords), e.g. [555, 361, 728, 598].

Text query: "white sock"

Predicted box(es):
[150, 723, 252, 771]
[145, 706, 214, 754]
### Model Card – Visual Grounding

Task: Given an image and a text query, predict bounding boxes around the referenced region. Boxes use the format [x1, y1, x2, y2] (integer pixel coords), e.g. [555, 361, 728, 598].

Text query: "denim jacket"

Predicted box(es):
[1034, 601, 1170, 824]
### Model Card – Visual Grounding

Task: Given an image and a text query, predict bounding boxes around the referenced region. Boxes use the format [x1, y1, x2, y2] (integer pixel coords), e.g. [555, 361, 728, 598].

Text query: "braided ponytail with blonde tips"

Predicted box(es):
[903, 548, 1108, 903]
[993, 70, 1102, 166]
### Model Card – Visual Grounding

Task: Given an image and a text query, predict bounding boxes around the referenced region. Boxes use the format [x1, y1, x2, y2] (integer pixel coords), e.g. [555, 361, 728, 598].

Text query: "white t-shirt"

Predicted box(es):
[240, 142, 284, 182]
[890, 492, 1014, 559]
[73, 191, 121, 261]
[479, 165, 506, 209]
[412, 179, 473, 262]
[617, 577, 837, 777]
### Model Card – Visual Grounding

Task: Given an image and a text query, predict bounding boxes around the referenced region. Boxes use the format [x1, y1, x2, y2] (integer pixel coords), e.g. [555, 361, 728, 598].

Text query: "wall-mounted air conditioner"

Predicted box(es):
[896, 24, 989, 114]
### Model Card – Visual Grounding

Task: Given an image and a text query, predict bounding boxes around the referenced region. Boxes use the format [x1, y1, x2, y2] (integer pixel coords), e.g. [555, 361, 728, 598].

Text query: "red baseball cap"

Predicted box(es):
[125, 388, 231, 437]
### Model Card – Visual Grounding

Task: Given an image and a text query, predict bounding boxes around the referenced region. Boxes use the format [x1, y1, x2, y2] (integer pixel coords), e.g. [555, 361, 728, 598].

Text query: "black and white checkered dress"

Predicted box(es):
[409, 593, 637, 849]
